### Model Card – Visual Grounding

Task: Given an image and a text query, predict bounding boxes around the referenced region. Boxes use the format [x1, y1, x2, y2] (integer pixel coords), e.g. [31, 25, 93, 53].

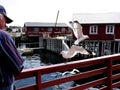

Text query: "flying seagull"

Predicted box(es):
[62, 69, 80, 76]
[69, 20, 89, 45]
[60, 39, 89, 59]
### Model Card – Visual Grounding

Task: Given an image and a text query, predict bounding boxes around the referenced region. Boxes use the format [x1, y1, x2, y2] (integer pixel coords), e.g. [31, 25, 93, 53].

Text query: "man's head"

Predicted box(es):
[0, 5, 13, 24]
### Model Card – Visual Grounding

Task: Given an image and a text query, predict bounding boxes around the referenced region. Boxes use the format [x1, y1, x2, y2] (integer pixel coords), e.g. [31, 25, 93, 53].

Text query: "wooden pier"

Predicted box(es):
[18, 38, 120, 57]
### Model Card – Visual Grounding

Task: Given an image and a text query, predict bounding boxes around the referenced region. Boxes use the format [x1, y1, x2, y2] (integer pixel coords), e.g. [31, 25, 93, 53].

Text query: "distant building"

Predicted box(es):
[24, 22, 72, 38]
[7, 26, 23, 38]
[8, 26, 22, 33]
[73, 12, 120, 41]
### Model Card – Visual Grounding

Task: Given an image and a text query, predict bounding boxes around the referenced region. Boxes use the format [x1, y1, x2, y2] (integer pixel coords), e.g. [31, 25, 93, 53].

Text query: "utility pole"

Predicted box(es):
[55, 10, 59, 27]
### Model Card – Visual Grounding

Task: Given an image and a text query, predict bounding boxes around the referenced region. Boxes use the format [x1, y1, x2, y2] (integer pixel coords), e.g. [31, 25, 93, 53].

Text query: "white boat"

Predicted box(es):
[17, 44, 34, 55]
[18, 48, 33, 55]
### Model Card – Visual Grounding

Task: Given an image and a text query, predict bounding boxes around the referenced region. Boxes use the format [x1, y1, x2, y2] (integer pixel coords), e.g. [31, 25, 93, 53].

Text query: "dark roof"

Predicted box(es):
[73, 12, 120, 24]
[24, 22, 68, 27]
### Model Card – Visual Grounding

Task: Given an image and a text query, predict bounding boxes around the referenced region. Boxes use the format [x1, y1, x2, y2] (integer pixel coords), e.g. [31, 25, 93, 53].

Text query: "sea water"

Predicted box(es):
[15, 54, 75, 90]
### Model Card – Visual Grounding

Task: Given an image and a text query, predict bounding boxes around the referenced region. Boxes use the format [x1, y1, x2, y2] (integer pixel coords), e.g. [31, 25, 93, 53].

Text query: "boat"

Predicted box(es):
[18, 48, 33, 55]
[17, 44, 34, 55]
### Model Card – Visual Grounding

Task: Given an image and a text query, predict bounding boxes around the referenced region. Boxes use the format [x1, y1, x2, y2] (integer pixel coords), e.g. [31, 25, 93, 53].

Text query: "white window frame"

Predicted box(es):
[89, 25, 98, 34]
[106, 25, 114, 34]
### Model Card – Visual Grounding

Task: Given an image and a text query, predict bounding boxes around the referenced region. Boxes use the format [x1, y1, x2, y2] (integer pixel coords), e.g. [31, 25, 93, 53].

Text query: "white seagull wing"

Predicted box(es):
[61, 45, 79, 59]
[71, 45, 89, 55]
[73, 21, 83, 39]
[60, 40, 71, 59]
[62, 39, 69, 51]
[74, 35, 89, 45]
[61, 45, 89, 59]
[62, 71, 70, 76]
[71, 69, 80, 74]
[69, 21, 78, 38]
[73, 21, 89, 45]
[65, 48, 76, 58]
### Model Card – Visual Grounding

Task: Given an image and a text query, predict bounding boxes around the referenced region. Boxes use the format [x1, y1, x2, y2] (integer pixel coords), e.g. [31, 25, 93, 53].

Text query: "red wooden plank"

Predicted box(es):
[41, 67, 106, 89]
[112, 81, 120, 88]
[69, 77, 107, 90]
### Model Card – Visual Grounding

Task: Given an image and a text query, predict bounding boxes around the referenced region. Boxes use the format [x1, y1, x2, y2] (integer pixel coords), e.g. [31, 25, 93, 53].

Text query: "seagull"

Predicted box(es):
[69, 20, 89, 45]
[62, 69, 80, 76]
[60, 39, 89, 59]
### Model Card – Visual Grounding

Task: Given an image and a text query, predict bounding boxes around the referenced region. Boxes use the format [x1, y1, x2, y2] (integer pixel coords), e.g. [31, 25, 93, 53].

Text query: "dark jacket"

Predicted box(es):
[0, 30, 24, 85]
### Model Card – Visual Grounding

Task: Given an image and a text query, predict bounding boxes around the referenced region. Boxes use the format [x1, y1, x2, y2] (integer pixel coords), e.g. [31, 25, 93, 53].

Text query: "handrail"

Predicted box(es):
[15, 54, 120, 90]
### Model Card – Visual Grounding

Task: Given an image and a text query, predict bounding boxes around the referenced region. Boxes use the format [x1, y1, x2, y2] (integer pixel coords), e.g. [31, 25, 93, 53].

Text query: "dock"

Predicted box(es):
[17, 38, 120, 57]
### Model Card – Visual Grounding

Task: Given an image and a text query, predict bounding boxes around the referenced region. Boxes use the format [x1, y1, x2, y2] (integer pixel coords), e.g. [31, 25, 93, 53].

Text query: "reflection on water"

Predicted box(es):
[38, 49, 65, 64]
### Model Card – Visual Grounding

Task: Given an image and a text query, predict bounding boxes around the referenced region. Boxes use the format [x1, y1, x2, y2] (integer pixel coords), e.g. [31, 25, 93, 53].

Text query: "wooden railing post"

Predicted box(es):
[36, 71, 41, 90]
[106, 57, 112, 90]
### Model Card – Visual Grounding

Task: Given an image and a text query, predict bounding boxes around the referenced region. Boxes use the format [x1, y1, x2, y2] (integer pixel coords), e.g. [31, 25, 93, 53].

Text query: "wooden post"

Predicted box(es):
[36, 71, 41, 90]
[106, 57, 112, 90]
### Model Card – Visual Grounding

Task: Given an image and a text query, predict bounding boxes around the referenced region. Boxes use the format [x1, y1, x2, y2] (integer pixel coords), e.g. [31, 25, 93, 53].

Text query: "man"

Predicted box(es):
[0, 5, 24, 90]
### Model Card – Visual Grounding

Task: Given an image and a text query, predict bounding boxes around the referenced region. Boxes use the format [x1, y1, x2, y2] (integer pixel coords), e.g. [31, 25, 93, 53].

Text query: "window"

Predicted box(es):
[34, 28, 39, 32]
[90, 25, 98, 34]
[61, 28, 66, 32]
[48, 28, 52, 32]
[41, 28, 44, 31]
[106, 25, 114, 34]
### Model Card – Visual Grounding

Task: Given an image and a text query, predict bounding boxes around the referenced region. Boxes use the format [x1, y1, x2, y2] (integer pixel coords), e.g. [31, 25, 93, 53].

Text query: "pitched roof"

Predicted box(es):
[73, 12, 120, 24]
[24, 22, 68, 27]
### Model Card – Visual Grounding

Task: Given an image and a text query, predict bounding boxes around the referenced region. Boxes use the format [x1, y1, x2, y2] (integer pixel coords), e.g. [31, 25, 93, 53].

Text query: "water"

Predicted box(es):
[15, 54, 75, 90]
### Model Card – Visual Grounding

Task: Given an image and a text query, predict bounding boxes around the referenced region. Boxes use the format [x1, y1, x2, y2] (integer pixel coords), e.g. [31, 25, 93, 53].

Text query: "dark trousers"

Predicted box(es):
[0, 83, 15, 90]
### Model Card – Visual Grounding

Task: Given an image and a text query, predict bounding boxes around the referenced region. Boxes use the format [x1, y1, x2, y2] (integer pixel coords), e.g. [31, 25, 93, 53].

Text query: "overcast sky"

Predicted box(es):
[1, 0, 120, 26]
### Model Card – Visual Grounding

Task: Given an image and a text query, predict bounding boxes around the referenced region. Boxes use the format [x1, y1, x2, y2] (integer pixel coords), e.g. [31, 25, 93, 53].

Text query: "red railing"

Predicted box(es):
[15, 54, 120, 90]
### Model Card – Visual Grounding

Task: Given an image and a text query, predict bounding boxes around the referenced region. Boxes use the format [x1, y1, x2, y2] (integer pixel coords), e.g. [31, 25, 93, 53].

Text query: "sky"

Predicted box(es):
[1, 0, 120, 26]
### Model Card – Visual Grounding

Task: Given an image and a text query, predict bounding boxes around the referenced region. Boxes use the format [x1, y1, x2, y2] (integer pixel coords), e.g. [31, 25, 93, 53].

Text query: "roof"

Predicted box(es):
[24, 22, 68, 27]
[73, 12, 120, 24]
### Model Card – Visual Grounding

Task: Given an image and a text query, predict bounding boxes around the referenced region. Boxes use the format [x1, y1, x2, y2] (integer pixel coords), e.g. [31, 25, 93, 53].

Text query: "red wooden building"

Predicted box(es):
[24, 22, 72, 38]
[73, 12, 120, 41]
